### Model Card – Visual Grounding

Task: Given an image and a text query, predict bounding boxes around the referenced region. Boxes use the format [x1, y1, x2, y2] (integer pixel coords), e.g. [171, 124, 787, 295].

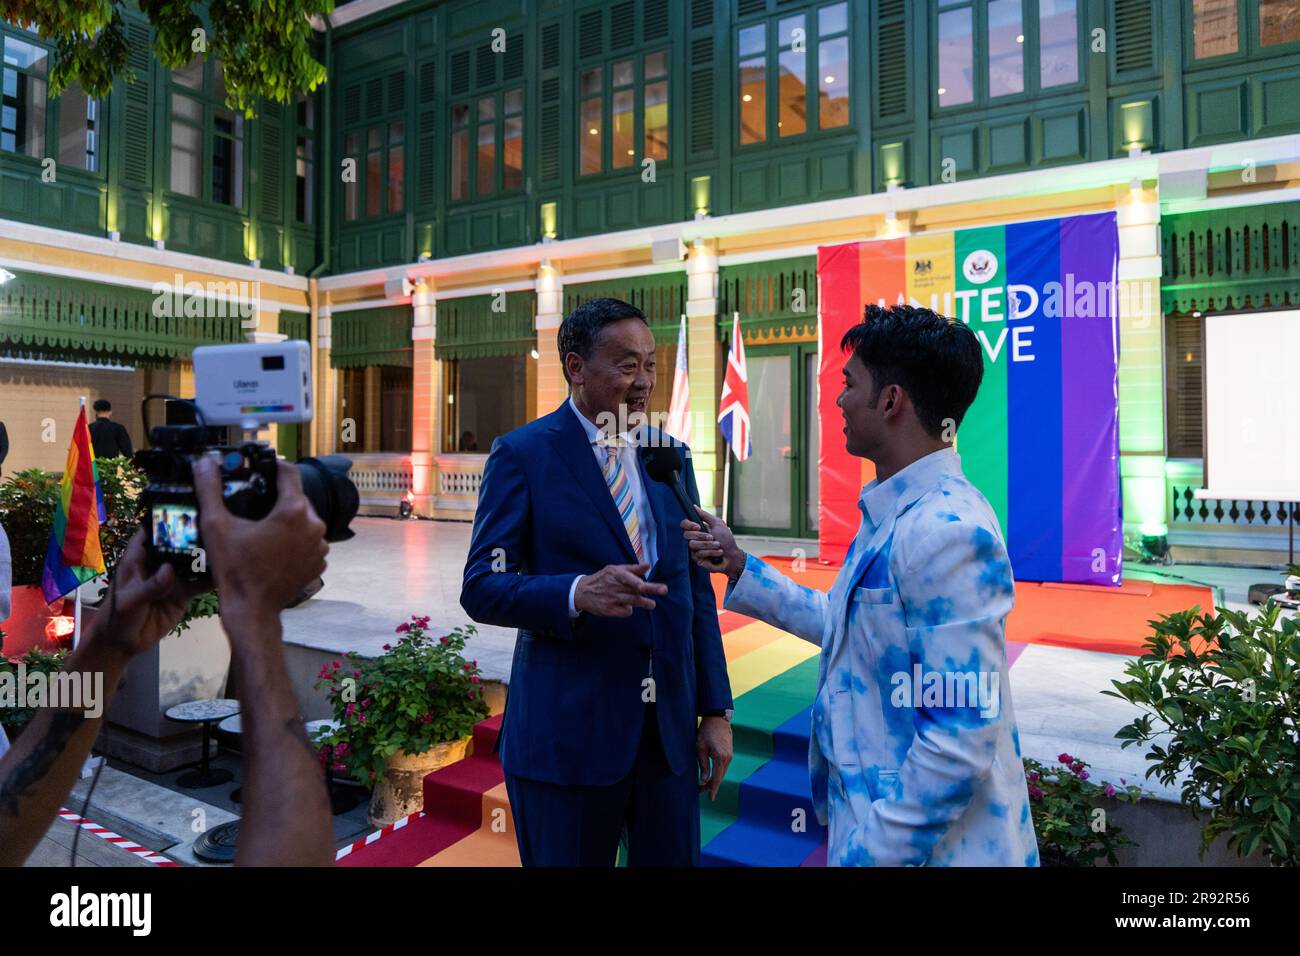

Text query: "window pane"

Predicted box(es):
[580, 96, 602, 174]
[296, 136, 313, 224]
[297, 95, 314, 130]
[988, 0, 1024, 97]
[366, 149, 381, 215]
[612, 88, 634, 167]
[476, 114, 495, 194]
[644, 79, 668, 160]
[172, 57, 203, 89]
[477, 95, 495, 123]
[739, 24, 765, 58]
[645, 50, 668, 79]
[937, 8, 974, 106]
[451, 126, 469, 199]
[1039, 0, 1078, 87]
[387, 138, 403, 213]
[504, 87, 523, 115]
[170, 122, 202, 196]
[580, 68, 601, 96]
[612, 59, 633, 87]
[819, 2, 848, 36]
[778, 14, 804, 49]
[3, 38, 47, 74]
[58, 84, 98, 171]
[171, 92, 202, 123]
[1261, 0, 1300, 47]
[503, 114, 523, 190]
[1192, 0, 1239, 58]
[343, 132, 358, 219]
[739, 56, 766, 144]
[453, 354, 528, 451]
[1, 68, 45, 157]
[818, 35, 849, 128]
[212, 112, 244, 207]
[368, 125, 383, 150]
[778, 48, 806, 136]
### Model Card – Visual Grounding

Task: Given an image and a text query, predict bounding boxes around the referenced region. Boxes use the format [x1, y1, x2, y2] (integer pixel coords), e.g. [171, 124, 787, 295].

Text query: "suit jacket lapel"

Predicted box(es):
[546, 403, 638, 564]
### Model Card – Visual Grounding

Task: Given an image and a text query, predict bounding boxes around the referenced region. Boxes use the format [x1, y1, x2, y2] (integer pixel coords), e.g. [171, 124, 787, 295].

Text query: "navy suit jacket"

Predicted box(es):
[460, 402, 733, 786]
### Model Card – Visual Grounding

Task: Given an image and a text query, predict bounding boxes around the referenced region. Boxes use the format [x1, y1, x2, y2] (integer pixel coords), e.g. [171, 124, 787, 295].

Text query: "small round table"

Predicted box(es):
[217, 714, 244, 803]
[165, 698, 240, 789]
[306, 718, 363, 815]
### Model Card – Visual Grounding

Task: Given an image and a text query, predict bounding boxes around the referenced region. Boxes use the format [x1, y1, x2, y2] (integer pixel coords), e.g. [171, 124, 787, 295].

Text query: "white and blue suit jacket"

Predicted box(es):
[724, 448, 1039, 866]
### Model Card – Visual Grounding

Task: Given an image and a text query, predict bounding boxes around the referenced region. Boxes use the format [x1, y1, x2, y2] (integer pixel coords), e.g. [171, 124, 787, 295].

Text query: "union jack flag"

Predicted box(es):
[665, 315, 692, 444]
[718, 313, 751, 462]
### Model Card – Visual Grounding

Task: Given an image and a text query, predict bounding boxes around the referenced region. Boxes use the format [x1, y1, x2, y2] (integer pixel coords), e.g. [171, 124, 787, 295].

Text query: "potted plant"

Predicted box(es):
[1106, 602, 1300, 865]
[316, 615, 490, 827]
[0, 645, 69, 740]
[0, 468, 74, 660]
[1023, 753, 1142, 866]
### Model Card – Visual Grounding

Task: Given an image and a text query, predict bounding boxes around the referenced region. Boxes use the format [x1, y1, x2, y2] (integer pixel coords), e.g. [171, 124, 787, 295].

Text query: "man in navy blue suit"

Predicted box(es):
[460, 297, 733, 866]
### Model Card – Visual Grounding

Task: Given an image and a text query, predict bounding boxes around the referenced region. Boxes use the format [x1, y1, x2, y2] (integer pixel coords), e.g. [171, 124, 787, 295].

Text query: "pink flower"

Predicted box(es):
[440, 636, 450, 645]
[345, 703, 356, 718]
[1027, 785, 1044, 801]
[1104, 783, 1116, 798]
[421, 713, 433, 724]
[467, 690, 475, 699]
[1027, 771, 1039, 782]
[1077, 770, 1089, 781]
[470, 676, 480, 684]
[332, 660, 341, 669]
[335, 743, 349, 757]
[353, 670, 361, 678]
[395, 623, 411, 633]
[1057, 752, 1072, 764]
[382, 644, 392, 651]
[361, 698, 372, 708]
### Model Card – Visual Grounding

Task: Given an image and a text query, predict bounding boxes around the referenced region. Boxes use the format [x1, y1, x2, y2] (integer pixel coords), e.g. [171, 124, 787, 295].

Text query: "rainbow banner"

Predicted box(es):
[817, 212, 1121, 585]
[41, 405, 107, 602]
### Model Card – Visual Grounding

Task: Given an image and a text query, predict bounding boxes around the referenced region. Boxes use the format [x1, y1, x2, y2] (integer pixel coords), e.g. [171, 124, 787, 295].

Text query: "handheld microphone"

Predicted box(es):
[641, 445, 727, 570]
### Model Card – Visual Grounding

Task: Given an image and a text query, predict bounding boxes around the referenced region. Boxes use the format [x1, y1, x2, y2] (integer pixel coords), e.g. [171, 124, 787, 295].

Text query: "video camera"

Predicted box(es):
[136, 341, 359, 580]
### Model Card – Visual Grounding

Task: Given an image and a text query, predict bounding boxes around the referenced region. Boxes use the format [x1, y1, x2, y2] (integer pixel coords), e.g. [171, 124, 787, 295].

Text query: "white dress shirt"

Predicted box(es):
[566, 396, 658, 616]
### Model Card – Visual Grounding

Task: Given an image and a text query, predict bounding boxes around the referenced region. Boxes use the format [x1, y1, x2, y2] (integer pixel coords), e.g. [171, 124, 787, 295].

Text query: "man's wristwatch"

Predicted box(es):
[702, 709, 733, 722]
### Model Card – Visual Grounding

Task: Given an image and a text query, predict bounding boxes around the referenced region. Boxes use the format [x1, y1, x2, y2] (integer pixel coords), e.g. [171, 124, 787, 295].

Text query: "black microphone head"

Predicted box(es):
[641, 443, 685, 484]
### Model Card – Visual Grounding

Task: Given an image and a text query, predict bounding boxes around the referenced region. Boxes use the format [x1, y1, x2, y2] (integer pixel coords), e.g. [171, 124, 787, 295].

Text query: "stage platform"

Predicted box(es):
[293, 517, 1282, 866]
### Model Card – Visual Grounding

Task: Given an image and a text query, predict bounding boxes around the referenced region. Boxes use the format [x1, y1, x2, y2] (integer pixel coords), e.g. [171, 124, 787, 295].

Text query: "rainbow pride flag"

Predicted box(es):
[817, 212, 1121, 585]
[41, 405, 107, 602]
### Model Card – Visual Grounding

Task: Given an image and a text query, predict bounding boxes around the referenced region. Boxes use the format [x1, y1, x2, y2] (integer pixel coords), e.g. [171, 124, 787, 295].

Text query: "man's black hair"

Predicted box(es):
[840, 303, 984, 438]
[92, 399, 111, 413]
[557, 297, 649, 384]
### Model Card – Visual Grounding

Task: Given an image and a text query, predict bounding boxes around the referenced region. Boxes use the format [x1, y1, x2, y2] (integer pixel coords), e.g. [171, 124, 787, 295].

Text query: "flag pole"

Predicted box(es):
[721, 451, 731, 524]
[73, 396, 86, 653]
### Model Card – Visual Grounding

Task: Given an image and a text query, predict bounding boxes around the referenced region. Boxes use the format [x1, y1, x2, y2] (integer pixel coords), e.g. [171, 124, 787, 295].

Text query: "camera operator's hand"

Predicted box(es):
[89, 531, 206, 661]
[193, 456, 329, 617]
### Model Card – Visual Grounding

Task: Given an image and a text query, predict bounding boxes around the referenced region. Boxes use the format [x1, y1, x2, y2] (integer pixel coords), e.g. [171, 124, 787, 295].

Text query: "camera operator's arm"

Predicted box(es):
[0, 533, 202, 865]
[193, 457, 333, 867]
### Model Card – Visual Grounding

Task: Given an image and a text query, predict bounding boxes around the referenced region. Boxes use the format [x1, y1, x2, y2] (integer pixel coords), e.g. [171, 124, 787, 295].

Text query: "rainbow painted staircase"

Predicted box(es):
[336, 562, 1214, 867]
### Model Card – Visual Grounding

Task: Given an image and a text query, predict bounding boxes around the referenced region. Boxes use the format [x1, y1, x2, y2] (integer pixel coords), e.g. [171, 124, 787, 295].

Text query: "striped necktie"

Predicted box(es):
[601, 442, 644, 562]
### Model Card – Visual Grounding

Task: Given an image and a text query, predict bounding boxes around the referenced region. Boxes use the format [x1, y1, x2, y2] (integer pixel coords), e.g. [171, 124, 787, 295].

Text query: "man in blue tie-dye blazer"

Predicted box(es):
[684, 304, 1039, 867]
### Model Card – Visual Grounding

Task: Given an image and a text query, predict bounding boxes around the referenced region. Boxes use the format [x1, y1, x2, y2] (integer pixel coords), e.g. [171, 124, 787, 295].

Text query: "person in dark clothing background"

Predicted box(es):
[88, 399, 133, 460]
[0, 420, 8, 475]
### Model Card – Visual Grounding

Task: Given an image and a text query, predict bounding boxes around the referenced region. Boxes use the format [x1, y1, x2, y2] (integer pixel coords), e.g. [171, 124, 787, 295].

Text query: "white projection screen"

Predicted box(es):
[1201, 308, 1300, 502]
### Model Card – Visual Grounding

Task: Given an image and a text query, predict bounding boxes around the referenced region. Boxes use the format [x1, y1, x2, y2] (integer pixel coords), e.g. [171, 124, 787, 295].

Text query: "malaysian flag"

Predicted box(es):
[665, 316, 692, 444]
[717, 313, 752, 462]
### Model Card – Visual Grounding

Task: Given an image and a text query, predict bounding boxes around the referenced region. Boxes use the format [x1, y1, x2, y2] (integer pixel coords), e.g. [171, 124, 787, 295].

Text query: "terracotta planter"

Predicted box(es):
[0, 585, 74, 660]
[368, 735, 472, 827]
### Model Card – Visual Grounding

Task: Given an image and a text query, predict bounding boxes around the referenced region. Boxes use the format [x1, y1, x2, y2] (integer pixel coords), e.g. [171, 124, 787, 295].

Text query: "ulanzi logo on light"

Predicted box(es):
[962, 249, 998, 284]
[49, 886, 151, 936]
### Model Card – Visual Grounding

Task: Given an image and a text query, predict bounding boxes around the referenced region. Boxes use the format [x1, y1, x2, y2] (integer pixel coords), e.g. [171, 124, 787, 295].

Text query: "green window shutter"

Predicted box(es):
[691, 0, 713, 29]
[435, 293, 536, 360]
[388, 70, 405, 113]
[1113, 0, 1155, 77]
[260, 114, 283, 222]
[1164, 314, 1203, 459]
[688, 32, 715, 158]
[365, 76, 384, 116]
[503, 34, 525, 81]
[122, 18, 153, 190]
[578, 8, 604, 61]
[417, 58, 437, 210]
[344, 83, 362, 125]
[644, 0, 670, 40]
[875, 0, 908, 123]
[611, 2, 636, 51]
[564, 275, 687, 344]
[717, 256, 818, 340]
[738, 0, 765, 18]
[450, 50, 471, 96]
[331, 307, 414, 369]
[539, 21, 562, 187]
[476, 41, 496, 89]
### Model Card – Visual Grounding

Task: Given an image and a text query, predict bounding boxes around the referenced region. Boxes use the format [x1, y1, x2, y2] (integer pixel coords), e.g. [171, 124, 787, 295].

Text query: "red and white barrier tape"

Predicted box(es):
[334, 811, 424, 862]
[57, 808, 180, 867]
